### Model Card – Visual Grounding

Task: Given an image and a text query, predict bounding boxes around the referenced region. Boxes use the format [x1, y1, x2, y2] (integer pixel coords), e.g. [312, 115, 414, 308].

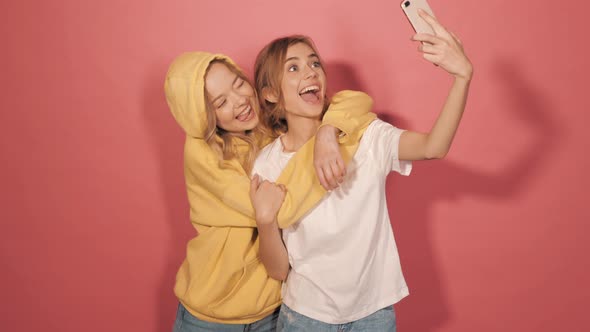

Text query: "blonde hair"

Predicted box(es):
[203, 59, 264, 173]
[254, 35, 330, 138]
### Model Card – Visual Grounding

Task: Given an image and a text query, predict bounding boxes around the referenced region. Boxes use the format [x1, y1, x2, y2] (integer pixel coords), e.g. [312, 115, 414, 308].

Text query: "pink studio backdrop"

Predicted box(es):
[1, 0, 588, 331]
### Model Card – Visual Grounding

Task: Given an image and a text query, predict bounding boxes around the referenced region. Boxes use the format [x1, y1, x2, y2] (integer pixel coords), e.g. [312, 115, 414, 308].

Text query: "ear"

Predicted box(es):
[262, 87, 278, 103]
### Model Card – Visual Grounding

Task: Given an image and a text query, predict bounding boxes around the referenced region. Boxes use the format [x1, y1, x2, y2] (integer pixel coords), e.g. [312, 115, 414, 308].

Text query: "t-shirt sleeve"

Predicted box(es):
[371, 120, 412, 176]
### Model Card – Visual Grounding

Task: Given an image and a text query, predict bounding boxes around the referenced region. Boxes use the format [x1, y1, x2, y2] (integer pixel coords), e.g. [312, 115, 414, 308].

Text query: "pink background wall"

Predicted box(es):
[1, 0, 588, 331]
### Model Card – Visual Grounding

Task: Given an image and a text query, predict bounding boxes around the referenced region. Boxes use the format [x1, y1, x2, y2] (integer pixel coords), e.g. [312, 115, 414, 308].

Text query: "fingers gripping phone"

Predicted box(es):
[401, 0, 436, 34]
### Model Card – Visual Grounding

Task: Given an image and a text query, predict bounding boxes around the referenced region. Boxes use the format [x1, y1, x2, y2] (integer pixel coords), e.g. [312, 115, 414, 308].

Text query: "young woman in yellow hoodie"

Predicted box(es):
[164, 52, 375, 331]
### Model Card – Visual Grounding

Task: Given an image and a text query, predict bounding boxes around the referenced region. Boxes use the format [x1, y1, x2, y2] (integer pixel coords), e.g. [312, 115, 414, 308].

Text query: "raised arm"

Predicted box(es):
[399, 10, 473, 161]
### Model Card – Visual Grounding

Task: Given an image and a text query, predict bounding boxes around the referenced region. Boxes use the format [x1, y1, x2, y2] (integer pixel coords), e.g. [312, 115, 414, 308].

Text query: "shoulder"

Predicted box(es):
[184, 137, 216, 164]
[184, 137, 248, 175]
[354, 118, 404, 160]
[359, 118, 395, 143]
[366, 118, 400, 135]
[361, 118, 405, 144]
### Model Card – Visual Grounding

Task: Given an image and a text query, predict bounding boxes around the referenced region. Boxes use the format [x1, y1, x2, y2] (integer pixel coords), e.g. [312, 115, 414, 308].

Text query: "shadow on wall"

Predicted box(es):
[325, 62, 367, 95]
[142, 59, 194, 332]
[328, 59, 562, 331]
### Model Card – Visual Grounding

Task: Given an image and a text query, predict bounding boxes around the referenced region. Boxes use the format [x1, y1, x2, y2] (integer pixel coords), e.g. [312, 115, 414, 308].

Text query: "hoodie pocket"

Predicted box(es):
[207, 257, 261, 310]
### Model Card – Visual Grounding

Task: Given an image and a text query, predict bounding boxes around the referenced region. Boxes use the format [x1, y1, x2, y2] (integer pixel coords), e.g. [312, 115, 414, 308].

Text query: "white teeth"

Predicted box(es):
[236, 106, 251, 120]
[299, 85, 319, 94]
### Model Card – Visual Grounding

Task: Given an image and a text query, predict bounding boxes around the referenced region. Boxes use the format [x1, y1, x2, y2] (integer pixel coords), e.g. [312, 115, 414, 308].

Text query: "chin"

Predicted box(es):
[244, 121, 259, 132]
[309, 105, 324, 117]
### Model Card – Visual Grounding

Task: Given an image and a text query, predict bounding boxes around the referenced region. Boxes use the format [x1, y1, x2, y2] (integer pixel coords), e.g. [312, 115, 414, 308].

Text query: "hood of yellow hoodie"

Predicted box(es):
[164, 52, 237, 138]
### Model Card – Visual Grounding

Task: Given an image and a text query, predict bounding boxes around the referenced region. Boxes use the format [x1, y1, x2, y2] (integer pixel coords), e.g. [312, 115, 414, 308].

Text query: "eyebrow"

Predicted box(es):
[284, 53, 319, 63]
[211, 75, 240, 105]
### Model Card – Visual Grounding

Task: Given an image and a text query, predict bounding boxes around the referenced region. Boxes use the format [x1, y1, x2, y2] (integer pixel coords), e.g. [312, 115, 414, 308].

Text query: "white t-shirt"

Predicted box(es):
[251, 119, 412, 324]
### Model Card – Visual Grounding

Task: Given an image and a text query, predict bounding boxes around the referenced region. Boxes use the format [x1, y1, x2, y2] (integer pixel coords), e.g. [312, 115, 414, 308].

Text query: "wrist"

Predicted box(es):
[255, 213, 276, 225]
[454, 72, 473, 84]
[454, 65, 473, 82]
[257, 220, 278, 231]
[317, 125, 340, 140]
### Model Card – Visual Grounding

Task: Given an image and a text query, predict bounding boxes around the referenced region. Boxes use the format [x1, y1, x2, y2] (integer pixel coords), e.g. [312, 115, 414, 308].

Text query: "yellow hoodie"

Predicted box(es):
[164, 52, 376, 324]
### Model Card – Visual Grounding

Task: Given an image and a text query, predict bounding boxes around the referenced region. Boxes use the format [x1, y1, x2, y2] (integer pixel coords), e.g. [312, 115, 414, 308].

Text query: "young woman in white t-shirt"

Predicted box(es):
[248, 10, 473, 331]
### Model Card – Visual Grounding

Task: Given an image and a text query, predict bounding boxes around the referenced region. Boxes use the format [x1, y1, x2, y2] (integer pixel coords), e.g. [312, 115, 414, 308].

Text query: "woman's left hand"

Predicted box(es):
[412, 9, 473, 81]
[250, 174, 286, 225]
[314, 126, 346, 191]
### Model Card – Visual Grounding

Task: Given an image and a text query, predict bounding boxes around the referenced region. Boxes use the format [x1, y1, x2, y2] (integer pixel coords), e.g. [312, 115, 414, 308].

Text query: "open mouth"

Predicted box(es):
[235, 105, 254, 122]
[299, 85, 321, 104]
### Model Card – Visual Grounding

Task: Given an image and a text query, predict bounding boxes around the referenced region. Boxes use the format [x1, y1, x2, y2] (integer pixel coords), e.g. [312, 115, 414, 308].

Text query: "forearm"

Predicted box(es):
[425, 77, 471, 159]
[257, 221, 290, 281]
[320, 90, 376, 143]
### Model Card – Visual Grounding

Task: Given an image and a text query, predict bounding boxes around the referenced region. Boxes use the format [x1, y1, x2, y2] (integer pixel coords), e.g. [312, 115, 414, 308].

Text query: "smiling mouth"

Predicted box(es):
[235, 105, 253, 121]
[299, 85, 321, 104]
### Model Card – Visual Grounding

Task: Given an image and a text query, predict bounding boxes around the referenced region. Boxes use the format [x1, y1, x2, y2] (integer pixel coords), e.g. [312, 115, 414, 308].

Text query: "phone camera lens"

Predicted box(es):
[404, 1, 410, 7]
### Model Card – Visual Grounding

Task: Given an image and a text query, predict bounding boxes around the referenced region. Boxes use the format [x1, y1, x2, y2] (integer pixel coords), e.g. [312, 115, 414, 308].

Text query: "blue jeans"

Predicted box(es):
[277, 304, 396, 332]
[172, 303, 279, 332]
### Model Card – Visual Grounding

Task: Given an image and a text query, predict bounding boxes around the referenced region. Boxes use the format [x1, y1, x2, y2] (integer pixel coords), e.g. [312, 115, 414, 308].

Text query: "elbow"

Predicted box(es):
[267, 263, 290, 281]
[424, 147, 449, 160]
[268, 269, 289, 281]
[423, 137, 450, 160]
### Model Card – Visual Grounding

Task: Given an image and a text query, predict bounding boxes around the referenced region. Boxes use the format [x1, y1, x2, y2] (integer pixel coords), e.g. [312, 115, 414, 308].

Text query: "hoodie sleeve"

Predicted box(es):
[320, 90, 377, 144]
[184, 91, 375, 229]
[184, 138, 258, 228]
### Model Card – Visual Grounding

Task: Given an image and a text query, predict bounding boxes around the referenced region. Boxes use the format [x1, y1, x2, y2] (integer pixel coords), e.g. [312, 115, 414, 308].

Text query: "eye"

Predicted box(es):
[288, 64, 298, 72]
[216, 99, 226, 108]
[235, 78, 244, 88]
[311, 61, 322, 68]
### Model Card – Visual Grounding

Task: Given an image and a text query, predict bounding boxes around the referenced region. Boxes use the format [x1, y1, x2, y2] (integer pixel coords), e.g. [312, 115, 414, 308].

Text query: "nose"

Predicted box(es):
[230, 92, 248, 109]
[303, 65, 318, 80]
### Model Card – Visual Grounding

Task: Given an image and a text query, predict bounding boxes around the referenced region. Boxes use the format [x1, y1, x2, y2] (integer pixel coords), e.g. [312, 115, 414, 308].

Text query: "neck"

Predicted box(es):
[281, 113, 321, 152]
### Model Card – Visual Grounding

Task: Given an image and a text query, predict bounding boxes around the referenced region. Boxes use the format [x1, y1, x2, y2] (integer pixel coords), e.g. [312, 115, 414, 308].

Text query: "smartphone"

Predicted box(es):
[401, 0, 436, 34]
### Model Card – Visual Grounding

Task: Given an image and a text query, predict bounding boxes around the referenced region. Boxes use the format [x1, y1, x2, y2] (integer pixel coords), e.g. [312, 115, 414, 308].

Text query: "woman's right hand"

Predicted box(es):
[314, 125, 346, 191]
[250, 174, 286, 225]
[412, 9, 473, 81]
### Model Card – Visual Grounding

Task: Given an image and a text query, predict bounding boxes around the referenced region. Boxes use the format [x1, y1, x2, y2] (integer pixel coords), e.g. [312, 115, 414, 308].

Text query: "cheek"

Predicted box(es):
[282, 79, 297, 102]
[215, 108, 233, 128]
[282, 90, 296, 110]
[282, 76, 297, 94]
[248, 116, 260, 129]
[318, 70, 327, 85]
[243, 84, 254, 97]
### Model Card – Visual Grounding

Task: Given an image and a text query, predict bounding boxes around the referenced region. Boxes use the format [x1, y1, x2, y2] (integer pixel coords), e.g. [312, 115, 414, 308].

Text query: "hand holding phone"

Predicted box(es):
[402, 2, 473, 80]
[401, 0, 436, 34]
